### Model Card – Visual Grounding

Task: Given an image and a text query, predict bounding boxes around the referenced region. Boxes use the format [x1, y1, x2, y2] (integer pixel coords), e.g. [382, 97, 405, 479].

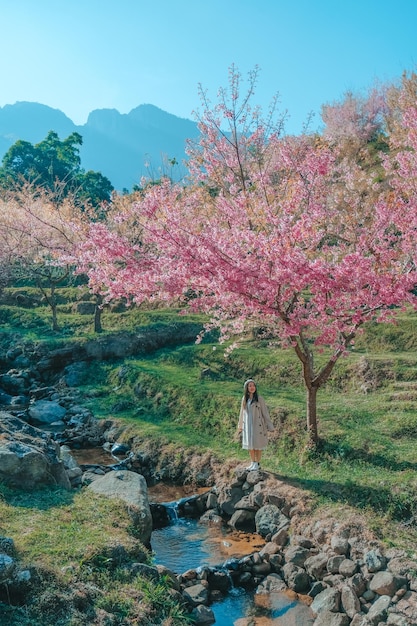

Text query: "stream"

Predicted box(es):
[71, 449, 314, 625]
[148, 485, 314, 626]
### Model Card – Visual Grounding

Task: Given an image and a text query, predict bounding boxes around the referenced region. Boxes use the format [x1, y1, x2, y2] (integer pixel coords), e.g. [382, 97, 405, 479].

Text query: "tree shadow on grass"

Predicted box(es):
[315, 438, 417, 473]
[292, 475, 415, 522]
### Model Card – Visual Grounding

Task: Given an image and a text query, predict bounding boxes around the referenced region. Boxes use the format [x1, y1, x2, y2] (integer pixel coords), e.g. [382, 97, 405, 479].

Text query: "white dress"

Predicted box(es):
[241, 398, 253, 450]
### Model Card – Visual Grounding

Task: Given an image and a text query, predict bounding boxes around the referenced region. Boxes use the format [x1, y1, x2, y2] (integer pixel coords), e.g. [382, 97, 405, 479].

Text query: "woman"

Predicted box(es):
[238, 379, 275, 471]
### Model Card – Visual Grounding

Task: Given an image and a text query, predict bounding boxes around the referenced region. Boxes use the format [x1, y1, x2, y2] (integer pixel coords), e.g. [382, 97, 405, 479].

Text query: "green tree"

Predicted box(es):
[0, 131, 113, 210]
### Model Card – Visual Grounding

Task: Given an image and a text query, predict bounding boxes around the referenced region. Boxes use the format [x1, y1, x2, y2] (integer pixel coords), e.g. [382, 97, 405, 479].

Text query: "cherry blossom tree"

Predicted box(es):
[74, 67, 417, 444]
[0, 185, 84, 330]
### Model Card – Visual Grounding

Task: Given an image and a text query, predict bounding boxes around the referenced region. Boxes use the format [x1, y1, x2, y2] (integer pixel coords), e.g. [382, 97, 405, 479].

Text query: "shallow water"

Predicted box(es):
[150, 497, 314, 625]
[68, 455, 314, 624]
[70, 446, 122, 465]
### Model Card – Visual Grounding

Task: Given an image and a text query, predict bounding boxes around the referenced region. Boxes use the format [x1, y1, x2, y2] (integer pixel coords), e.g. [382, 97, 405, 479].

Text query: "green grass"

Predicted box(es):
[3, 287, 417, 621]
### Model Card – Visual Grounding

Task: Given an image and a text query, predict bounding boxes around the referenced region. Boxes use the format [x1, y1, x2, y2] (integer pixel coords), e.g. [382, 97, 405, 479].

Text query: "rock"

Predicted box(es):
[256, 573, 287, 593]
[255, 504, 290, 538]
[314, 610, 350, 626]
[311, 587, 341, 615]
[182, 583, 209, 607]
[28, 399, 67, 424]
[206, 569, 232, 592]
[313, 610, 350, 625]
[339, 558, 358, 577]
[271, 527, 289, 546]
[228, 508, 256, 532]
[0, 413, 70, 489]
[341, 584, 361, 618]
[369, 570, 401, 596]
[217, 486, 245, 516]
[87, 470, 152, 545]
[190, 604, 215, 625]
[0, 553, 15, 580]
[304, 553, 328, 579]
[366, 594, 391, 625]
[331, 536, 350, 555]
[364, 548, 387, 572]
[394, 590, 417, 624]
[327, 555, 346, 574]
[282, 563, 311, 592]
[284, 545, 311, 567]
[309, 581, 327, 598]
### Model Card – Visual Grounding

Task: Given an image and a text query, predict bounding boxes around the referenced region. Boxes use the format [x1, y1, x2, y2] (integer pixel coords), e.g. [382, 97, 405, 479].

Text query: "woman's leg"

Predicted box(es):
[254, 450, 262, 462]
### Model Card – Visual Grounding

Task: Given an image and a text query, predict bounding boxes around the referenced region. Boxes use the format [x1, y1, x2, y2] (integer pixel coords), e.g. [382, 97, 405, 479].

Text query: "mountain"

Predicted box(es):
[0, 102, 200, 190]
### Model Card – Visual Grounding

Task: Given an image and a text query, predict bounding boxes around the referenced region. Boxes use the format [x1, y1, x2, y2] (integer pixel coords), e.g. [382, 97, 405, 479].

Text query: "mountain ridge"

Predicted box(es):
[0, 101, 199, 190]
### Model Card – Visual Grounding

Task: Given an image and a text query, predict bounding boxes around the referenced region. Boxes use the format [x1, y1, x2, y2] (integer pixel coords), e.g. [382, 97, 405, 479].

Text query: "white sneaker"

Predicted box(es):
[252, 462, 260, 471]
[246, 462, 255, 470]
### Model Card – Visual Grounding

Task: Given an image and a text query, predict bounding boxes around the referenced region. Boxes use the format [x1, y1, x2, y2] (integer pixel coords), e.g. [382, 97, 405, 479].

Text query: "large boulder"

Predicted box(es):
[87, 470, 152, 546]
[0, 413, 71, 489]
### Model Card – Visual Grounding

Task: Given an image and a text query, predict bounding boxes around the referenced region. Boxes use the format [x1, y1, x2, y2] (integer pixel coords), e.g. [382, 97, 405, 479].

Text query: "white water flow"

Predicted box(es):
[150, 499, 314, 625]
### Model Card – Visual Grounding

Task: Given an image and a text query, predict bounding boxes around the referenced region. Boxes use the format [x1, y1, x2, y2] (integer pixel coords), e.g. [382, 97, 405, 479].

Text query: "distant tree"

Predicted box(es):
[76, 170, 114, 218]
[0, 131, 114, 210]
[0, 185, 83, 330]
[321, 88, 388, 146]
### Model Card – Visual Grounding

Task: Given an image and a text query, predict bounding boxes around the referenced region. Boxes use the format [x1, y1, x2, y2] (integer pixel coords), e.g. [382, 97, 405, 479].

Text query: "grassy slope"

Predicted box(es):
[2, 288, 417, 622]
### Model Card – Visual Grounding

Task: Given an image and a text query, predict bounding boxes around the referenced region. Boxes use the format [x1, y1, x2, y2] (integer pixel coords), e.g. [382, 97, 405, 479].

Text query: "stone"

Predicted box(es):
[259, 542, 280, 557]
[87, 470, 152, 545]
[206, 569, 231, 592]
[0, 413, 70, 489]
[309, 581, 326, 598]
[364, 548, 387, 573]
[389, 556, 417, 578]
[217, 486, 245, 516]
[349, 572, 367, 597]
[182, 583, 209, 607]
[256, 573, 287, 593]
[369, 570, 400, 596]
[190, 604, 215, 625]
[311, 587, 341, 615]
[282, 563, 311, 593]
[366, 594, 391, 625]
[234, 494, 258, 511]
[252, 561, 272, 576]
[284, 545, 311, 567]
[349, 615, 368, 626]
[271, 527, 289, 546]
[255, 504, 290, 538]
[305, 553, 328, 579]
[28, 399, 67, 424]
[228, 508, 256, 532]
[331, 536, 350, 555]
[341, 584, 361, 618]
[394, 590, 417, 624]
[313, 610, 350, 626]
[339, 558, 358, 577]
[0, 554, 15, 580]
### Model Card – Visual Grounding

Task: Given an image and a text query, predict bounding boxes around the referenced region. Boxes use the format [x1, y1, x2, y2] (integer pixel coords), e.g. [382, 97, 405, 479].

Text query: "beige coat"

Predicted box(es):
[238, 395, 274, 450]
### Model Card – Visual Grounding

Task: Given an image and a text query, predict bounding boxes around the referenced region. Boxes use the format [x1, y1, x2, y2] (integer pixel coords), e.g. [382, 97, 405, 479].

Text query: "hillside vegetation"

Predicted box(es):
[2, 287, 417, 624]
[2, 285, 417, 549]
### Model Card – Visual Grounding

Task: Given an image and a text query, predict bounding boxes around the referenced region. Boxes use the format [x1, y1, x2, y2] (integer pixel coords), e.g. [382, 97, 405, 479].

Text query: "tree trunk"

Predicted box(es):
[94, 294, 103, 333]
[51, 301, 59, 331]
[306, 385, 318, 444]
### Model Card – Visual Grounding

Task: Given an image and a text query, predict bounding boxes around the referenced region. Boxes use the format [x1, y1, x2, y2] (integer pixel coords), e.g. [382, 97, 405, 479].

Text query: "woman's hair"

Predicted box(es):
[243, 379, 258, 404]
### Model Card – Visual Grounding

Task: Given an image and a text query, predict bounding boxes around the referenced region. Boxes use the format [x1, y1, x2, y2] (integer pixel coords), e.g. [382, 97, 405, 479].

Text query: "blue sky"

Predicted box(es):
[1, 0, 416, 134]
